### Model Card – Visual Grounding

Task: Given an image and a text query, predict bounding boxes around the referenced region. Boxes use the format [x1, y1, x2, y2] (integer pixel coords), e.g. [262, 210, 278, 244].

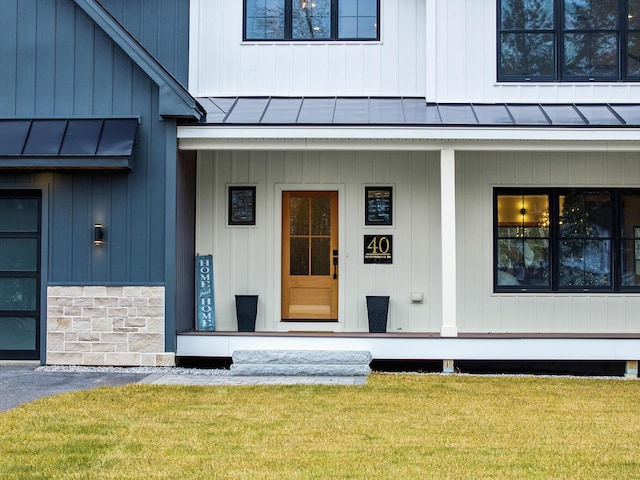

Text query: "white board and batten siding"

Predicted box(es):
[195, 150, 442, 333]
[432, 0, 640, 102]
[189, 0, 426, 97]
[457, 151, 640, 334]
[190, 0, 640, 102]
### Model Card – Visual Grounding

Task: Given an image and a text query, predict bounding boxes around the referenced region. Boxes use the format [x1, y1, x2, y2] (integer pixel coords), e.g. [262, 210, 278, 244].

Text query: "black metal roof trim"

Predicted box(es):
[194, 97, 640, 128]
[0, 118, 138, 170]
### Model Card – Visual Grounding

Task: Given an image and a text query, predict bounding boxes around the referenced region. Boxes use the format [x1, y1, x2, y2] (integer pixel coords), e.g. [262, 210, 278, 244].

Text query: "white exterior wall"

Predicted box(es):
[457, 151, 640, 333]
[190, 0, 640, 102]
[196, 150, 442, 332]
[432, 0, 640, 102]
[189, 0, 425, 96]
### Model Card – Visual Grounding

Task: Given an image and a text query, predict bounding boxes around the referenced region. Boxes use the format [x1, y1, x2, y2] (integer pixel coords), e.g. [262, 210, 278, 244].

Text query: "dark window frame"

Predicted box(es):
[497, 0, 640, 82]
[494, 188, 640, 293]
[243, 0, 380, 41]
[0, 191, 41, 360]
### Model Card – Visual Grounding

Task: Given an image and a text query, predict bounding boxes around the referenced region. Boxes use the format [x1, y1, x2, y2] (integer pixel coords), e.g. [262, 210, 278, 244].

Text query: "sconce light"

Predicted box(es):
[94, 224, 104, 246]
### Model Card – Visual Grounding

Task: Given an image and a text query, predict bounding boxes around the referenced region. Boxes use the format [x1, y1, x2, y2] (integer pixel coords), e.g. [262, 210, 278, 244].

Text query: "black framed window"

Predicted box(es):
[0, 192, 41, 360]
[498, 0, 640, 81]
[495, 188, 640, 292]
[244, 0, 379, 41]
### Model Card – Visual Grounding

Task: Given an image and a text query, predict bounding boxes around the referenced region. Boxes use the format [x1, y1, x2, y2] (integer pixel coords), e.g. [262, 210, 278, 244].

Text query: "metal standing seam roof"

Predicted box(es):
[194, 97, 640, 127]
[0, 118, 138, 169]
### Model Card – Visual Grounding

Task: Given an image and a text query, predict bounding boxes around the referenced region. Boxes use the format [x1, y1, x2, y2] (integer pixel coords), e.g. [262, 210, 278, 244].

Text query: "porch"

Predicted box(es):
[176, 331, 640, 377]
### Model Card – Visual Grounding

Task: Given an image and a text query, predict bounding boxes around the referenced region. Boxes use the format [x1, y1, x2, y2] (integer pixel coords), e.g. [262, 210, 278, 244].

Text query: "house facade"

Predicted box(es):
[176, 0, 640, 375]
[2, 0, 639, 375]
[0, 0, 202, 365]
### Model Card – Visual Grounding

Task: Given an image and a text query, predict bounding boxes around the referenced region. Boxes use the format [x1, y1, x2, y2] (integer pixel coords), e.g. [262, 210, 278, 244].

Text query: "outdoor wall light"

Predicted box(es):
[94, 224, 104, 246]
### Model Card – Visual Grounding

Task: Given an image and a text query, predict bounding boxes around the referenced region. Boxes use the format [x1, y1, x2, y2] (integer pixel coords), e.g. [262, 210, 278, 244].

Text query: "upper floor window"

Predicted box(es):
[244, 0, 379, 41]
[495, 188, 640, 292]
[498, 0, 640, 81]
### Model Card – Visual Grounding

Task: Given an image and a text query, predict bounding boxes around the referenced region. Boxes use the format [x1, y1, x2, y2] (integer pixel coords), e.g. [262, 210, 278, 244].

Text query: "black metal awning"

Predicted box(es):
[0, 118, 138, 170]
[194, 97, 640, 127]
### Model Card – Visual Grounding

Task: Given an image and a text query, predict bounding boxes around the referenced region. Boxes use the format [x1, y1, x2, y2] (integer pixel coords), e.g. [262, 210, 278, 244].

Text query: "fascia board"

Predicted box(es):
[177, 126, 640, 152]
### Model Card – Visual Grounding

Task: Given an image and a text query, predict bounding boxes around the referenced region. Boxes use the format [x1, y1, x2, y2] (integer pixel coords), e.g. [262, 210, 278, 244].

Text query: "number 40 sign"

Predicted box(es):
[364, 235, 393, 264]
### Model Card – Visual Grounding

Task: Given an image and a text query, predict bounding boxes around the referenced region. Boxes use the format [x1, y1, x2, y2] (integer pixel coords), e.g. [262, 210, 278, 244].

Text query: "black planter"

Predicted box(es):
[366, 296, 389, 333]
[235, 295, 258, 332]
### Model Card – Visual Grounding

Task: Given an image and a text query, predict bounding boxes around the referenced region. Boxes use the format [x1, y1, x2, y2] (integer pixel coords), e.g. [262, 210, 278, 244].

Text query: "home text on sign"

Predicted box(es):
[196, 255, 215, 331]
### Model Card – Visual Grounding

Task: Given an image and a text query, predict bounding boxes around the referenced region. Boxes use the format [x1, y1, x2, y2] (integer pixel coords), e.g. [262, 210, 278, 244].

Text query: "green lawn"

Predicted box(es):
[1, 374, 639, 479]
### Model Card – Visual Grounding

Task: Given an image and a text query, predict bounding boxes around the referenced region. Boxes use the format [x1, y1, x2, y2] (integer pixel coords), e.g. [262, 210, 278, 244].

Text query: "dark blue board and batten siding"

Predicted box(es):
[0, 0, 194, 352]
[96, 0, 190, 86]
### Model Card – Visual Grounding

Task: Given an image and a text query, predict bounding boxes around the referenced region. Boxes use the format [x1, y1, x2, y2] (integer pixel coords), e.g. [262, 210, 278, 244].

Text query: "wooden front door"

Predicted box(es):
[282, 191, 338, 321]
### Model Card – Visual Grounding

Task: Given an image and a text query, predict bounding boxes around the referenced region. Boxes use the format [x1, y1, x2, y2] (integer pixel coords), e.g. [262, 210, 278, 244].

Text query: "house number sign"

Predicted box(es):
[364, 235, 393, 264]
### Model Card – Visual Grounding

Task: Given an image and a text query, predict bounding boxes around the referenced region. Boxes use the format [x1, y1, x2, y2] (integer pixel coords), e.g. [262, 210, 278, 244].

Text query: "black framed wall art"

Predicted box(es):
[365, 186, 393, 226]
[228, 186, 256, 225]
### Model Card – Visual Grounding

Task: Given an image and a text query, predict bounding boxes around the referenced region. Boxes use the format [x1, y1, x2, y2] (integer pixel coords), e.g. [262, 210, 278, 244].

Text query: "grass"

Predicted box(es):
[1, 374, 639, 479]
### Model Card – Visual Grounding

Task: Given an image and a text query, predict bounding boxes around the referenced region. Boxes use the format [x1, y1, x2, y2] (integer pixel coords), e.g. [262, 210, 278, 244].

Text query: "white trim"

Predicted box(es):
[178, 130, 640, 153]
[274, 184, 347, 331]
[276, 322, 344, 333]
[177, 335, 640, 360]
[440, 150, 457, 337]
[178, 125, 640, 142]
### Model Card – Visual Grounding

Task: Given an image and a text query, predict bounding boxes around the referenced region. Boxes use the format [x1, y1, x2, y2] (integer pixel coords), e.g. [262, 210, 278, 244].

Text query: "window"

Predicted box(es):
[498, 0, 640, 81]
[244, 0, 379, 41]
[495, 189, 640, 292]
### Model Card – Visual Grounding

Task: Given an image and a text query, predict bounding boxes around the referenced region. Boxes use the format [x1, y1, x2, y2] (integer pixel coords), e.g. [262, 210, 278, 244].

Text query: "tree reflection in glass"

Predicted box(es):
[558, 192, 612, 287]
[500, 0, 555, 77]
[292, 0, 330, 39]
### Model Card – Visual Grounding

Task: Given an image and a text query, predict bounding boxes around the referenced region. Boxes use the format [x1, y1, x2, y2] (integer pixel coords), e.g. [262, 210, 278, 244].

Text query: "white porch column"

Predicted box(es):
[440, 149, 458, 337]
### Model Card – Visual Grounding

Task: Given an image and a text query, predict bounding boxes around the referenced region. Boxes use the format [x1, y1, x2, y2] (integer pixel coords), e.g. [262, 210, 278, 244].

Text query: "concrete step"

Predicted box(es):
[230, 350, 372, 377]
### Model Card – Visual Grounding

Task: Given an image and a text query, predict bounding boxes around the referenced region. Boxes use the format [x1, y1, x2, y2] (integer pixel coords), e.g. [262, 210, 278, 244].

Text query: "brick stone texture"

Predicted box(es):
[46, 286, 174, 367]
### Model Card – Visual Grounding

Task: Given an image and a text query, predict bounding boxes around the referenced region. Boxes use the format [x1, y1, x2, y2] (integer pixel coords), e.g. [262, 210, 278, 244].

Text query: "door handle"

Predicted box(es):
[333, 250, 338, 279]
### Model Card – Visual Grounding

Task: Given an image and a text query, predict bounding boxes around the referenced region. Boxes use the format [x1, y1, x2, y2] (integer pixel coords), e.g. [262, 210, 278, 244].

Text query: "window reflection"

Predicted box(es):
[244, 0, 378, 40]
[496, 194, 551, 287]
[499, 0, 636, 80]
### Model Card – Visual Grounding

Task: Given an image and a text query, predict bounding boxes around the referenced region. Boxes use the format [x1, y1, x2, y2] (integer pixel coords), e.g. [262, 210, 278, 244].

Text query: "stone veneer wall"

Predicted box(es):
[46, 286, 175, 366]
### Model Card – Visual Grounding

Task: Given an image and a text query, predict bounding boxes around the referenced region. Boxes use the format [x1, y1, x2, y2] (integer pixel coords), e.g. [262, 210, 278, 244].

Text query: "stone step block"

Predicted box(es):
[231, 350, 372, 366]
[229, 363, 371, 377]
